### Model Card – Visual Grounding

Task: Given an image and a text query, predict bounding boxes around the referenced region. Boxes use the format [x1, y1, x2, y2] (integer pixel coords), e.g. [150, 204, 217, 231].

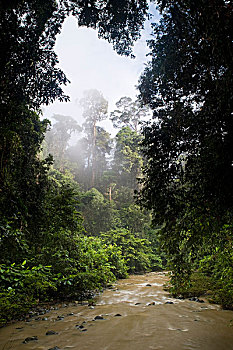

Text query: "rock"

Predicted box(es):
[16, 327, 24, 330]
[147, 302, 155, 306]
[48, 347, 60, 350]
[56, 315, 64, 321]
[34, 317, 41, 321]
[23, 336, 38, 343]
[89, 306, 95, 309]
[114, 313, 122, 317]
[146, 284, 152, 287]
[42, 317, 48, 321]
[46, 330, 58, 335]
[67, 312, 74, 316]
[135, 302, 141, 305]
[76, 324, 87, 331]
[165, 301, 174, 304]
[189, 297, 204, 303]
[94, 315, 104, 320]
[189, 297, 198, 302]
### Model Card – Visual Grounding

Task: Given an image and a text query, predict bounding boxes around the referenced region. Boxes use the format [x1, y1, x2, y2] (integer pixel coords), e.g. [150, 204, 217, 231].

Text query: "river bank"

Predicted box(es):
[0, 272, 232, 350]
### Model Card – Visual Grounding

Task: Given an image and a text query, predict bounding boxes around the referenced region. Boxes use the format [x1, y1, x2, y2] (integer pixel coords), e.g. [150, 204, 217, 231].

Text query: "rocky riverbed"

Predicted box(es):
[0, 272, 233, 350]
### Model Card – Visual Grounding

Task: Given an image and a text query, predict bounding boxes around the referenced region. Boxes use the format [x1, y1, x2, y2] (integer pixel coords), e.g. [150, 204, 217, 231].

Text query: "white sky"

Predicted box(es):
[42, 5, 159, 135]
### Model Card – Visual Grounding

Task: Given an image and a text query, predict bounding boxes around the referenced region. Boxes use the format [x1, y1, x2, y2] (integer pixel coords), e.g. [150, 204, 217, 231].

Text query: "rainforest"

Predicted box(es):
[0, 1, 232, 348]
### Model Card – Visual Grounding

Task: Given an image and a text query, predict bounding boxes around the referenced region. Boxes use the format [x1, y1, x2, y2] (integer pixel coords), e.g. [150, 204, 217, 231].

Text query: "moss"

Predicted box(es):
[0, 290, 35, 327]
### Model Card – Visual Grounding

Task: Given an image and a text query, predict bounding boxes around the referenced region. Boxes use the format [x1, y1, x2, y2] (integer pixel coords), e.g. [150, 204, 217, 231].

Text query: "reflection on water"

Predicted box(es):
[0, 272, 232, 350]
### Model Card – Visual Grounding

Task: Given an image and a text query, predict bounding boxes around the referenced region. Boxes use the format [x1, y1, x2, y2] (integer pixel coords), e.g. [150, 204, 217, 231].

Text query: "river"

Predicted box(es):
[0, 272, 232, 350]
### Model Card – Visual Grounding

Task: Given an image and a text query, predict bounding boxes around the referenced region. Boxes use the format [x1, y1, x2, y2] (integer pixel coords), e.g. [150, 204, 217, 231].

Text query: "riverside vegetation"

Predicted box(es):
[0, 0, 232, 327]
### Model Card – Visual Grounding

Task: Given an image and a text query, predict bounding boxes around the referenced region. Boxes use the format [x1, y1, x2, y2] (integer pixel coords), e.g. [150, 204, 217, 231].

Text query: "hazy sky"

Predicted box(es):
[42, 6, 159, 134]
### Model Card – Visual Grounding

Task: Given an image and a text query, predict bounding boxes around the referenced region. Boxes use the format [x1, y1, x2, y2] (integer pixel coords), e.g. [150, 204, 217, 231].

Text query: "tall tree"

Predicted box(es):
[45, 114, 81, 171]
[80, 89, 108, 188]
[113, 126, 143, 190]
[138, 0, 233, 288]
[66, 126, 112, 191]
[110, 96, 150, 132]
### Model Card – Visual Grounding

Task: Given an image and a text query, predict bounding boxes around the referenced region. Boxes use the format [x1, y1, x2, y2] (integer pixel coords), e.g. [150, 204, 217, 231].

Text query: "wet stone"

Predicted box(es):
[146, 284, 152, 287]
[94, 315, 104, 320]
[148, 302, 156, 306]
[135, 302, 141, 305]
[48, 347, 60, 350]
[23, 336, 38, 343]
[189, 297, 204, 303]
[56, 315, 64, 321]
[165, 301, 174, 304]
[46, 330, 58, 335]
[67, 312, 74, 316]
[114, 313, 122, 317]
[42, 317, 48, 321]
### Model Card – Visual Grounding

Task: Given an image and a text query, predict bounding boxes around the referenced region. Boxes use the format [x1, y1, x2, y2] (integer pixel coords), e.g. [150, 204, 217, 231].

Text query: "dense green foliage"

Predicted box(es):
[101, 229, 153, 273]
[138, 0, 233, 308]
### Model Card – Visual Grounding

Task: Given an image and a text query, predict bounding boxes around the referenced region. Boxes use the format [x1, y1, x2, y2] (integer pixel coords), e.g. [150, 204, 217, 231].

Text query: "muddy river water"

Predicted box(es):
[0, 272, 233, 350]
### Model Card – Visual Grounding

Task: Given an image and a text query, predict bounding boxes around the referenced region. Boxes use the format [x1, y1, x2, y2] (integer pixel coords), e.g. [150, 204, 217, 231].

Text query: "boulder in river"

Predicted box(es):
[56, 315, 64, 321]
[147, 302, 156, 306]
[94, 315, 104, 320]
[189, 297, 205, 303]
[76, 325, 84, 329]
[46, 330, 58, 335]
[48, 347, 60, 350]
[23, 336, 38, 343]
